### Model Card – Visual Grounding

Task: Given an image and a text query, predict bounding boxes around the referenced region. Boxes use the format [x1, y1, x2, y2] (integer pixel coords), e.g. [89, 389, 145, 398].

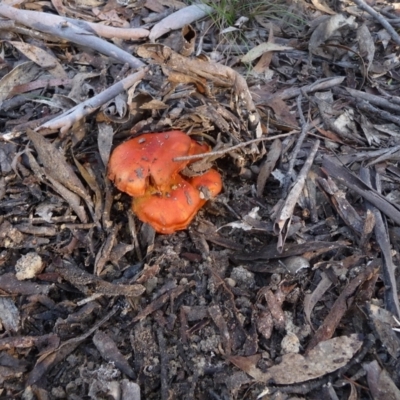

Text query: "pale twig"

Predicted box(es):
[38, 67, 149, 136]
[353, 0, 400, 46]
[173, 132, 296, 162]
[149, 4, 214, 41]
[0, 4, 145, 69]
[274, 140, 320, 252]
[278, 77, 345, 100]
[65, 17, 149, 40]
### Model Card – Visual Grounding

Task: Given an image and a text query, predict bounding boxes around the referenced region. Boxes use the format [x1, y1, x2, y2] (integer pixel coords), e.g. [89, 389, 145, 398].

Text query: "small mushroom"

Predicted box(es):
[132, 169, 222, 234]
[108, 131, 222, 233]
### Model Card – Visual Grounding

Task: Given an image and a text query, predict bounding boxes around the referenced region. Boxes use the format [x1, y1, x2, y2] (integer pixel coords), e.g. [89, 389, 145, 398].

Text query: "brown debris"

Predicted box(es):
[2, 0, 400, 397]
[306, 261, 379, 353]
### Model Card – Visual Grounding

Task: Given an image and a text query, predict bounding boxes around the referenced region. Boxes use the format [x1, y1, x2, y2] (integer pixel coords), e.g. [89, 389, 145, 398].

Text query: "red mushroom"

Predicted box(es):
[132, 169, 222, 234]
[108, 131, 210, 197]
[108, 130, 222, 233]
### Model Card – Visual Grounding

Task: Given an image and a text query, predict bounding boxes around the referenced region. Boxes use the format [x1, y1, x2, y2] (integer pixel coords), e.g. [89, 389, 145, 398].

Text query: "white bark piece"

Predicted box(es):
[149, 4, 214, 41]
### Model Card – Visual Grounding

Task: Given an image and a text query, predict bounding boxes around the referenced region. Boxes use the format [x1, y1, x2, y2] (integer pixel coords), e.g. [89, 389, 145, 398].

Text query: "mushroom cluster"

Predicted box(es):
[108, 130, 222, 234]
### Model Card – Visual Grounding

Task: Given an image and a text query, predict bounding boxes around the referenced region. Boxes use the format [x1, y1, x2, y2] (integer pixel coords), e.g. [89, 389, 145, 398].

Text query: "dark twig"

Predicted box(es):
[353, 0, 400, 46]
[157, 328, 169, 400]
[357, 100, 400, 127]
[283, 94, 310, 196]
[338, 87, 400, 114]
[38, 67, 148, 135]
[0, 4, 145, 69]
[173, 132, 295, 162]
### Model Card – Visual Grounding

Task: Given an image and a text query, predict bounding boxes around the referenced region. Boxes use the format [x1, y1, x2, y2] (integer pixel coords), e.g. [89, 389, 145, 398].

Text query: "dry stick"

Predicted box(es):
[173, 132, 296, 162]
[274, 140, 320, 253]
[283, 93, 309, 196]
[0, 4, 145, 69]
[274, 76, 345, 101]
[357, 100, 400, 127]
[64, 17, 149, 40]
[360, 168, 400, 318]
[157, 329, 169, 400]
[353, 0, 400, 46]
[38, 67, 149, 135]
[149, 3, 214, 41]
[343, 87, 400, 114]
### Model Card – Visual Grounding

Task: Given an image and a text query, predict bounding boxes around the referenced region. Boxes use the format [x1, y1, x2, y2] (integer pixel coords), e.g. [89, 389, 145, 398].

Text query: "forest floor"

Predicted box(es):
[1, 0, 400, 399]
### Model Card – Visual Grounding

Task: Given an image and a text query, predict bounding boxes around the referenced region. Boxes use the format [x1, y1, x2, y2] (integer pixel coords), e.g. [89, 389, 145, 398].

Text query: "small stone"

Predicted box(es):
[230, 266, 255, 290]
[180, 277, 188, 285]
[283, 256, 310, 274]
[15, 252, 43, 280]
[145, 277, 158, 294]
[281, 332, 300, 354]
[51, 387, 67, 399]
[225, 278, 236, 287]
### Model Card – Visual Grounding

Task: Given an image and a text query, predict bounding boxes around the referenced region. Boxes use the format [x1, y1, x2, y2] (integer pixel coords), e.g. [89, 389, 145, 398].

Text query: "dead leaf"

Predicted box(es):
[8, 41, 68, 79]
[27, 307, 117, 385]
[229, 334, 363, 384]
[241, 42, 293, 63]
[0, 61, 41, 106]
[311, 0, 336, 15]
[367, 303, 400, 359]
[364, 360, 400, 400]
[26, 129, 94, 213]
[306, 261, 379, 352]
[149, 4, 214, 41]
[93, 331, 135, 379]
[357, 24, 375, 73]
[309, 14, 357, 58]
[304, 272, 332, 328]
[56, 259, 145, 297]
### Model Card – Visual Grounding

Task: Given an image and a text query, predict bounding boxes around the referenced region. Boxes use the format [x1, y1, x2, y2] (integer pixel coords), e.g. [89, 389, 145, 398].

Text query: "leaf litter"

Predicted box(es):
[1, 0, 400, 398]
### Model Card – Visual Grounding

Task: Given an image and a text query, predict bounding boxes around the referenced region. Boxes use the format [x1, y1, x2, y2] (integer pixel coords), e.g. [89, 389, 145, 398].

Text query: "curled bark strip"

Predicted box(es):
[65, 17, 149, 40]
[38, 67, 149, 136]
[0, 4, 145, 69]
[149, 4, 214, 41]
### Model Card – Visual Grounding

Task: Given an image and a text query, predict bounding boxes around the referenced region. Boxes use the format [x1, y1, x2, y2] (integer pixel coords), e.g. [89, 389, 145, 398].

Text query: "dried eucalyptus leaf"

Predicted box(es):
[26, 129, 92, 206]
[229, 334, 363, 384]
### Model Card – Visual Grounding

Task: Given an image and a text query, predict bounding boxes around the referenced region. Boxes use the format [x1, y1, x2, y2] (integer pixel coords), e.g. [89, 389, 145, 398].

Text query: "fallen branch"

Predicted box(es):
[173, 132, 295, 162]
[149, 4, 214, 41]
[341, 87, 400, 114]
[283, 94, 310, 196]
[251, 77, 345, 104]
[360, 168, 400, 318]
[357, 100, 400, 127]
[65, 17, 149, 40]
[0, 4, 145, 69]
[38, 67, 149, 136]
[322, 156, 400, 225]
[353, 0, 400, 46]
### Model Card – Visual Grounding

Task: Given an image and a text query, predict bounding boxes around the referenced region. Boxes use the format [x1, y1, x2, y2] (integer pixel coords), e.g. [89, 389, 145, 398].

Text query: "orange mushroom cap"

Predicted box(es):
[108, 130, 222, 233]
[132, 169, 222, 234]
[108, 131, 208, 197]
[189, 169, 223, 199]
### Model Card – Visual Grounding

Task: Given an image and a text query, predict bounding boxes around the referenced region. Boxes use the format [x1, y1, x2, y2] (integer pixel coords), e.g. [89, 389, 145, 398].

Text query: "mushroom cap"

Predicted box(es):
[108, 131, 208, 197]
[132, 169, 222, 234]
[189, 168, 223, 199]
[132, 174, 204, 234]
